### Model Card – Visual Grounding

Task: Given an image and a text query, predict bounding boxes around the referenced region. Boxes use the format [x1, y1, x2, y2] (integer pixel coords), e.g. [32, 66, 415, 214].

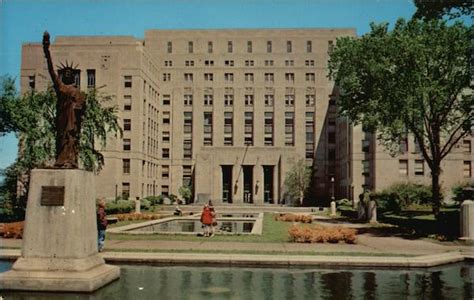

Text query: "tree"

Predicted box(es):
[413, 0, 472, 19]
[284, 159, 311, 206]
[328, 18, 471, 215]
[0, 77, 121, 219]
[178, 185, 192, 204]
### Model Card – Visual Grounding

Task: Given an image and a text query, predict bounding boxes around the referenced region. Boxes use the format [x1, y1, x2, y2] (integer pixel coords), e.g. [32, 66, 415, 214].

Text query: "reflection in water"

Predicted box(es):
[0, 262, 472, 299]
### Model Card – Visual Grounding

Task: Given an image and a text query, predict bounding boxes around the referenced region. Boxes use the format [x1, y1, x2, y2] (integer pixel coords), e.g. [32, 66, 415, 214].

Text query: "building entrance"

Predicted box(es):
[263, 165, 274, 203]
[221, 165, 233, 203]
[243, 165, 253, 203]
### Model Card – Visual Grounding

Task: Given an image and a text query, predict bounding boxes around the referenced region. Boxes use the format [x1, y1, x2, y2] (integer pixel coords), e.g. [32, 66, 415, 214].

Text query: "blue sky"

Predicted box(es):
[0, 0, 417, 170]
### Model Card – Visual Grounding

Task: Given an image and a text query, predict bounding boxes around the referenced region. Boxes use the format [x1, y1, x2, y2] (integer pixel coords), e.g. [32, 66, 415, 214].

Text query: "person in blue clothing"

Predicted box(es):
[96, 199, 108, 252]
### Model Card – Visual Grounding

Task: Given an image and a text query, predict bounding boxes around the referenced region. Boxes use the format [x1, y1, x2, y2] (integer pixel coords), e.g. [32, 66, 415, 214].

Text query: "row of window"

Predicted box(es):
[163, 59, 316, 67]
[28, 69, 96, 91]
[165, 40, 332, 54]
[162, 72, 316, 82]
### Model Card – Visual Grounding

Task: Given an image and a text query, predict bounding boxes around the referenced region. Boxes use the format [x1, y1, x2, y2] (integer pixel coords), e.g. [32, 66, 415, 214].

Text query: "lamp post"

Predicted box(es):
[153, 180, 155, 197]
[331, 176, 335, 201]
[330, 177, 336, 216]
[115, 183, 118, 204]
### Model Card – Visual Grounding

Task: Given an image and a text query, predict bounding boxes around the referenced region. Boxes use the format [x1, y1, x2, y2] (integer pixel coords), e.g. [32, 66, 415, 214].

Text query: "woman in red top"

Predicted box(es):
[200, 204, 213, 237]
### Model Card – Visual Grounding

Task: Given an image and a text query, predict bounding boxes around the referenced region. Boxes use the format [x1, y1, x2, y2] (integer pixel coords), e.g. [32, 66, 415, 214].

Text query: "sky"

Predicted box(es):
[0, 0, 417, 170]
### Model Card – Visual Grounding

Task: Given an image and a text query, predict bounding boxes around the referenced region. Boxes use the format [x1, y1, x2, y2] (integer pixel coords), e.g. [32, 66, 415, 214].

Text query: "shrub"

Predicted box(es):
[452, 182, 470, 203]
[275, 214, 313, 223]
[105, 200, 134, 214]
[372, 183, 434, 213]
[336, 198, 352, 208]
[140, 199, 151, 210]
[288, 224, 356, 244]
[143, 195, 165, 206]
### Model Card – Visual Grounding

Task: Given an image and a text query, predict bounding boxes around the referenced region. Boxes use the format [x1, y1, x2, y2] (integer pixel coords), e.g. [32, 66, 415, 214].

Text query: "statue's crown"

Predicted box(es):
[57, 60, 78, 72]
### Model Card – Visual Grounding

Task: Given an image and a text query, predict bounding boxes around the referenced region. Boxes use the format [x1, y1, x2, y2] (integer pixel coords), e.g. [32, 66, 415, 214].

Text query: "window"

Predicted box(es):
[285, 112, 294, 146]
[87, 69, 95, 88]
[285, 60, 294, 66]
[204, 94, 213, 106]
[188, 41, 193, 53]
[124, 119, 131, 131]
[203, 112, 213, 146]
[162, 94, 171, 106]
[162, 131, 170, 143]
[399, 160, 408, 175]
[464, 161, 472, 177]
[224, 112, 233, 146]
[362, 139, 370, 152]
[204, 73, 213, 81]
[185, 60, 194, 67]
[362, 160, 370, 176]
[287, 41, 292, 53]
[205, 60, 214, 66]
[208, 41, 213, 53]
[184, 94, 193, 106]
[264, 60, 274, 66]
[183, 139, 192, 159]
[225, 60, 234, 67]
[162, 73, 171, 81]
[245, 94, 254, 106]
[162, 148, 170, 159]
[245, 73, 254, 82]
[227, 41, 233, 53]
[162, 165, 169, 179]
[123, 139, 131, 151]
[124, 95, 132, 111]
[164, 60, 173, 67]
[305, 60, 315, 66]
[224, 73, 234, 82]
[167, 41, 172, 53]
[463, 139, 472, 153]
[328, 132, 336, 144]
[224, 94, 234, 106]
[265, 94, 274, 106]
[285, 94, 294, 106]
[244, 112, 253, 146]
[124, 76, 132, 88]
[305, 112, 315, 158]
[285, 73, 295, 82]
[183, 165, 192, 186]
[267, 41, 272, 53]
[305, 73, 315, 82]
[28, 75, 35, 90]
[307, 40, 312, 53]
[265, 73, 274, 82]
[161, 185, 169, 196]
[123, 159, 130, 174]
[415, 160, 424, 176]
[247, 41, 252, 53]
[122, 183, 130, 200]
[184, 73, 193, 82]
[264, 112, 274, 146]
[184, 112, 192, 134]
[245, 60, 254, 67]
[163, 112, 170, 124]
[305, 94, 315, 106]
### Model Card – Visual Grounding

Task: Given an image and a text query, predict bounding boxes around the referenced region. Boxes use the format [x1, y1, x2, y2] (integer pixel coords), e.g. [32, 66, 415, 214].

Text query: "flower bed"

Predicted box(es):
[113, 212, 166, 222]
[0, 221, 24, 239]
[274, 214, 313, 223]
[288, 224, 357, 244]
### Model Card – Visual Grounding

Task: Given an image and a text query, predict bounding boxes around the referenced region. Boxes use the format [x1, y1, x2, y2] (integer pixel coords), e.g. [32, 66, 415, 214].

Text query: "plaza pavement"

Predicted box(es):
[1, 218, 472, 268]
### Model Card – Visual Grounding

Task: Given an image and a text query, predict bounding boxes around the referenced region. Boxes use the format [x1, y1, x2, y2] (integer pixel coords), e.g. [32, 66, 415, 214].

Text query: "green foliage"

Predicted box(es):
[336, 198, 352, 208]
[284, 159, 311, 206]
[451, 181, 470, 202]
[140, 199, 151, 210]
[413, 0, 472, 20]
[105, 200, 134, 214]
[372, 183, 433, 213]
[178, 185, 192, 203]
[0, 162, 26, 222]
[328, 18, 471, 213]
[143, 195, 164, 205]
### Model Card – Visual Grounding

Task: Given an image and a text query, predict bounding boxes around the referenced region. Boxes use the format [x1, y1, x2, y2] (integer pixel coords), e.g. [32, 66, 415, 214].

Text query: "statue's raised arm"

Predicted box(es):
[42, 31, 60, 89]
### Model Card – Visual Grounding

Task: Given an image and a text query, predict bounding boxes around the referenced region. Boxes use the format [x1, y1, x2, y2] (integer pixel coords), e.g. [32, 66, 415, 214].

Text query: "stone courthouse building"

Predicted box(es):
[20, 29, 472, 205]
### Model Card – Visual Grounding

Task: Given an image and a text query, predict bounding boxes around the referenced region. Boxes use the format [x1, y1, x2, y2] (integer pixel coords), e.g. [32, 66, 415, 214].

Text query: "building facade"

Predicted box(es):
[20, 29, 473, 205]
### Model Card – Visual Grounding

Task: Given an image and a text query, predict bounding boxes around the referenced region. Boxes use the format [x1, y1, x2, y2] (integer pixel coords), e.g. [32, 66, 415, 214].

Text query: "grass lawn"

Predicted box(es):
[109, 213, 296, 243]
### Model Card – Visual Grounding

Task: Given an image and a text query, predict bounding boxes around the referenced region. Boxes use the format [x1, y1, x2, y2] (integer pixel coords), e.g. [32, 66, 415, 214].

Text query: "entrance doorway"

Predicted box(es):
[263, 165, 274, 203]
[221, 165, 233, 203]
[243, 165, 253, 203]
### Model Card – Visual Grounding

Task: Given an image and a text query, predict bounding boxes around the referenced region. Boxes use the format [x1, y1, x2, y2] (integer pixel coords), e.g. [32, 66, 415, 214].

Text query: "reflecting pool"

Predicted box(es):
[1, 261, 473, 299]
[129, 219, 255, 234]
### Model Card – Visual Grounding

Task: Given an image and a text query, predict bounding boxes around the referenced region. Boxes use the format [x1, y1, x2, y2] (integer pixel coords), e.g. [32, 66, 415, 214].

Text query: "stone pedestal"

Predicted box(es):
[368, 200, 377, 223]
[460, 200, 474, 242]
[330, 201, 337, 217]
[135, 199, 141, 214]
[0, 169, 120, 292]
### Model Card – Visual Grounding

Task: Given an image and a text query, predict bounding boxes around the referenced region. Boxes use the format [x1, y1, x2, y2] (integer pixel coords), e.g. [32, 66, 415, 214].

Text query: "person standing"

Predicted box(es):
[208, 200, 216, 237]
[200, 204, 213, 237]
[96, 199, 108, 252]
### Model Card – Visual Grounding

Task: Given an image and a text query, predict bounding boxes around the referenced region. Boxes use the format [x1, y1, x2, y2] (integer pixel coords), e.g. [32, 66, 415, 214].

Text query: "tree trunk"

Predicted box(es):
[431, 163, 441, 217]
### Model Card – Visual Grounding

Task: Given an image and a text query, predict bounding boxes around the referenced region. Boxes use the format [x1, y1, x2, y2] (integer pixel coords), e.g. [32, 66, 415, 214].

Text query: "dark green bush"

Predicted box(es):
[105, 200, 134, 214]
[143, 195, 164, 206]
[451, 182, 470, 203]
[372, 182, 433, 212]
